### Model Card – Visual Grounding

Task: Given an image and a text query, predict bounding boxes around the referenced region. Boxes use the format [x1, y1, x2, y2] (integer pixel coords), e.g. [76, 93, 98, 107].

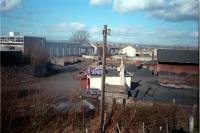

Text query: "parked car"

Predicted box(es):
[89, 89, 101, 97]
[80, 88, 101, 99]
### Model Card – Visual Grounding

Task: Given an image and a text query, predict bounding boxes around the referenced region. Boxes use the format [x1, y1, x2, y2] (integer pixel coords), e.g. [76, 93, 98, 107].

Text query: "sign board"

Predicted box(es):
[87, 67, 103, 76]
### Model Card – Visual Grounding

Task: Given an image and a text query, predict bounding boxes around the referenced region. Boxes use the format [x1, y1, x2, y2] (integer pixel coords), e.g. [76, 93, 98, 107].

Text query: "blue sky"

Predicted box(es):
[0, 0, 198, 46]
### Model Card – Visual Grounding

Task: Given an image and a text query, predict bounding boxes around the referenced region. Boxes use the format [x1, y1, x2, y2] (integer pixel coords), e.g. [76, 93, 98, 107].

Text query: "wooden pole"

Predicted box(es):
[99, 25, 107, 133]
[82, 97, 85, 129]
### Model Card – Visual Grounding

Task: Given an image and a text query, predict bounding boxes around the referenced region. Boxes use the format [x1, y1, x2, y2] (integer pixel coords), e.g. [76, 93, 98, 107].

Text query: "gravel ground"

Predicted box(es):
[20, 61, 93, 99]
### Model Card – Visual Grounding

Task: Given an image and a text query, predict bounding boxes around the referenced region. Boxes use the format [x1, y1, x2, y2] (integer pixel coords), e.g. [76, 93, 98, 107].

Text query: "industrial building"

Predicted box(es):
[157, 49, 199, 89]
[142, 48, 199, 89]
[46, 41, 84, 57]
[1, 32, 96, 58]
[0, 32, 46, 65]
[142, 60, 158, 74]
[0, 32, 45, 53]
[0, 32, 24, 52]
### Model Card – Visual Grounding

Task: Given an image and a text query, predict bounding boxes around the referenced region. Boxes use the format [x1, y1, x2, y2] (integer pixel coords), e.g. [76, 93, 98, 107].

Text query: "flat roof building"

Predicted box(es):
[0, 32, 46, 64]
[0, 32, 45, 54]
[45, 41, 95, 57]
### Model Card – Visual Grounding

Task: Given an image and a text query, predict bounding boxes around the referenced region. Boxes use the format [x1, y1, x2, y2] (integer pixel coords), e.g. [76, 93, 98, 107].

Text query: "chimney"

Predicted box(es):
[152, 50, 154, 60]
[120, 58, 125, 86]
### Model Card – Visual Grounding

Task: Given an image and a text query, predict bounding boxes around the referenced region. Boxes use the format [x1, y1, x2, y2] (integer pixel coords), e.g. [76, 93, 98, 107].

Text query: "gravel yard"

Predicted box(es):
[21, 61, 92, 99]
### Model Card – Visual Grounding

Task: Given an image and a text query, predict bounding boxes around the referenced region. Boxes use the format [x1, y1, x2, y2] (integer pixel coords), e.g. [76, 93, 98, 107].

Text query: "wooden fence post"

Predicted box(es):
[117, 123, 121, 133]
[142, 122, 145, 133]
[189, 116, 194, 133]
[166, 118, 169, 133]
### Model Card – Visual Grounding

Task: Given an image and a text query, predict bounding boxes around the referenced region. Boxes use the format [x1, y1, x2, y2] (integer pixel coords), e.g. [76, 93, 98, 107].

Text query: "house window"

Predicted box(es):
[9, 47, 15, 50]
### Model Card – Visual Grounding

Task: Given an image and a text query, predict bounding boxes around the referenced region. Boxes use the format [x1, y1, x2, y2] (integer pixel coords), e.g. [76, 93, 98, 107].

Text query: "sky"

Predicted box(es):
[0, 0, 199, 46]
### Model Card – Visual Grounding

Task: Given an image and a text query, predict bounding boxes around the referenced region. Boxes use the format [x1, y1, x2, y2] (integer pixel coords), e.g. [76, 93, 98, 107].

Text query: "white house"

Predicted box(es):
[121, 46, 136, 57]
[85, 61, 132, 91]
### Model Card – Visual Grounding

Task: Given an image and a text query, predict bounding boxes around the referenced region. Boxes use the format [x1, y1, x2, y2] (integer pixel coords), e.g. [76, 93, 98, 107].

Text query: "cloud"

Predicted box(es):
[47, 24, 197, 45]
[69, 22, 86, 30]
[108, 0, 198, 21]
[51, 22, 86, 32]
[189, 31, 198, 38]
[150, 0, 198, 21]
[89, 27, 102, 33]
[113, 0, 164, 13]
[0, 0, 22, 11]
[88, 25, 198, 45]
[90, 0, 112, 6]
[89, 25, 144, 36]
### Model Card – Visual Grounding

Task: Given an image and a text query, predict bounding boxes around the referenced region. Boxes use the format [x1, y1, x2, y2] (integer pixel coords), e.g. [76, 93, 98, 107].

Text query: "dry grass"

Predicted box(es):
[88, 103, 197, 133]
[1, 66, 91, 132]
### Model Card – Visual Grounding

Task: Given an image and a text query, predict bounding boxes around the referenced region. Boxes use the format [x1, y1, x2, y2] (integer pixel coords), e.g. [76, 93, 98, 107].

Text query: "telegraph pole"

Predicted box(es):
[99, 25, 109, 133]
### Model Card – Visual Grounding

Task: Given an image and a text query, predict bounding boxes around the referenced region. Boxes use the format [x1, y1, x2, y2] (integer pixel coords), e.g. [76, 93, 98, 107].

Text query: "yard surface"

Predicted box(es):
[21, 61, 92, 99]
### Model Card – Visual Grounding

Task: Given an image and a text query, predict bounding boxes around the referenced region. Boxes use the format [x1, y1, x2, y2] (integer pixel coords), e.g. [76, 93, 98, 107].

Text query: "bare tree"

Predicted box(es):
[31, 44, 48, 64]
[69, 30, 90, 43]
[25, 43, 48, 65]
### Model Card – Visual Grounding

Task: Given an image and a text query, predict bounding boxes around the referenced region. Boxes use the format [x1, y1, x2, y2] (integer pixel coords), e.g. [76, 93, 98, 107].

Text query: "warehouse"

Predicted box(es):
[45, 41, 83, 57]
[157, 49, 199, 89]
[1, 32, 95, 59]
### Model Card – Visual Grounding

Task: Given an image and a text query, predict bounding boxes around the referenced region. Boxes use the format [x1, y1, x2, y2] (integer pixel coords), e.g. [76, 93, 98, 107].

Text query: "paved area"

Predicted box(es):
[130, 75, 198, 105]
[125, 64, 198, 105]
